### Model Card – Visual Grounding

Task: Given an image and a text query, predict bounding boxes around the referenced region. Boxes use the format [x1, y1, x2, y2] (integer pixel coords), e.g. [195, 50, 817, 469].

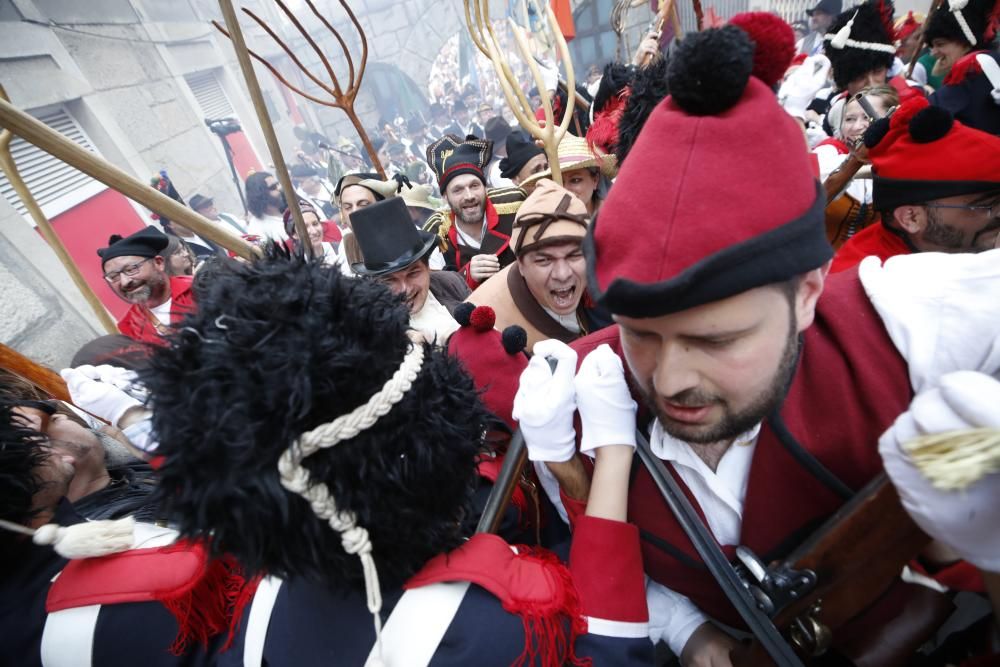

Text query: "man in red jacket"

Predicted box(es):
[832, 96, 1000, 272]
[514, 25, 1000, 665]
[97, 227, 195, 345]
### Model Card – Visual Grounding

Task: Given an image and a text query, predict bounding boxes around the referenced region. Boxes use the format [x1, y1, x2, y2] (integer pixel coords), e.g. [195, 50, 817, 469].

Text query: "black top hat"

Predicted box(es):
[426, 134, 492, 192]
[350, 197, 438, 276]
[499, 130, 545, 179]
[808, 0, 842, 15]
[189, 193, 214, 211]
[97, 226, 169, 266]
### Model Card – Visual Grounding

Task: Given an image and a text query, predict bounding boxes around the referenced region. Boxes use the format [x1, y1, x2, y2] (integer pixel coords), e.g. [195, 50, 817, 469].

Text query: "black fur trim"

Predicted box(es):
[824, 0, 896, 89]
[908, 105, 954, 143]
[873, 176, 1000, 209]
[592, 62, 634, 116]
[584, 183, 831, 318]
[617, 57, 669, 166]
[666, 26, 754, 116]
[145, 251, 491, 593]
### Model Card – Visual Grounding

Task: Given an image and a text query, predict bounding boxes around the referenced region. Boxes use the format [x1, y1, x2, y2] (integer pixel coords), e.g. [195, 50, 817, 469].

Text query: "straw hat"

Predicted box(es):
[521, 134, 617, 190]
[399, 183, 443, 212]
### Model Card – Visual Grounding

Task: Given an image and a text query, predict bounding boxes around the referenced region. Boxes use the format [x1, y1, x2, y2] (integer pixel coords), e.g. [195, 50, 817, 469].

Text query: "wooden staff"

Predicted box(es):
[0, 88, 116, 334]
[212, 0, 386, 181]
[0, 342, 70, 402]
[0, 98, 257, 261]
[906, 0, 945, 79]
[465, 0, 576, 185]
[218, 0, 312, 259]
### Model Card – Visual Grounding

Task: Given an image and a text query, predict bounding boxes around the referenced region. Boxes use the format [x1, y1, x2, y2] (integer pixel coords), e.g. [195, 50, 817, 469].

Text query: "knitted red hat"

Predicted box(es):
[585, 26, 829, 318]
[447, 304, 528, 430]
[865, 96, 1000, 210]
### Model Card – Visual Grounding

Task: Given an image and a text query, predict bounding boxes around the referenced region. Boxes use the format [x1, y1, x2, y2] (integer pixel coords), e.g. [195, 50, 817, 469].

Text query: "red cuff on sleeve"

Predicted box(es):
[462, 263, 479, 290]
[569, 516, 647, 623]
[560, 488, 588, 531]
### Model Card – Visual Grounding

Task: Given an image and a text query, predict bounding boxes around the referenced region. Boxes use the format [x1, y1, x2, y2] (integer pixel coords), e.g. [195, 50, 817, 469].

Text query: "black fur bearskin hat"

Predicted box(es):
[145, 249, 491, 592]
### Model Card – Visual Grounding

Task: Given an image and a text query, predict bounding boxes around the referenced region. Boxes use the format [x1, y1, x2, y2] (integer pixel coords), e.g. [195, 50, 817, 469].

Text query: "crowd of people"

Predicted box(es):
[3, 0, 1000, 665]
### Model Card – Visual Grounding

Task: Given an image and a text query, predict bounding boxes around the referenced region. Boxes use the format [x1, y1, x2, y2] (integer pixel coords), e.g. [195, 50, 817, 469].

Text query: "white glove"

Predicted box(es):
[879, 371, 1000, 571]
[778, 55, 832, 120]
[575, 344, 637, 457]
[60, 365, 144, 427]
[512, 339, 578, 463]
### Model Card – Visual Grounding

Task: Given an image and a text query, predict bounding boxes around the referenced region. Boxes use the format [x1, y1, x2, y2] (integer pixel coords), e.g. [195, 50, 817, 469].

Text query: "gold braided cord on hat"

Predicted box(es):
[277, 343, 425, 666]
[903, 427, 1000, 491]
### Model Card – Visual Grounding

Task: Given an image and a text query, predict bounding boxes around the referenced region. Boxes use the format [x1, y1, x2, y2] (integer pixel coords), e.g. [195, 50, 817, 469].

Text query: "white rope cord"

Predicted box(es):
[948, 0, 979, 46]
[277, 343, 425, 667]
[824, 11, 898, 53]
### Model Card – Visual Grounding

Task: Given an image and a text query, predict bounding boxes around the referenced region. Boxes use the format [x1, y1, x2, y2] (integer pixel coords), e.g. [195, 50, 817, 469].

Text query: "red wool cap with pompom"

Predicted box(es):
[448, 304, 528, 430]
[584, 26, 830, 319]
[729, 12, 797, 87]
[867, 96, 1000, 210]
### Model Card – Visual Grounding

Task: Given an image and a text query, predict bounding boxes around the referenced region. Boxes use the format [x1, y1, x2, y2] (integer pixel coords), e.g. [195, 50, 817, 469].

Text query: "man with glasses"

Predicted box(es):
[832, 96, 1000, 272]
[98, 226, 196, 344]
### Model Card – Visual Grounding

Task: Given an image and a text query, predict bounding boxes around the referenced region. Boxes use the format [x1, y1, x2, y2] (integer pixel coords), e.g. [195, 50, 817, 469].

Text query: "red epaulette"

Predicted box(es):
[944, 50, 989, 86]
[406, 534, 587, 667]
[47, 540, 258, 654]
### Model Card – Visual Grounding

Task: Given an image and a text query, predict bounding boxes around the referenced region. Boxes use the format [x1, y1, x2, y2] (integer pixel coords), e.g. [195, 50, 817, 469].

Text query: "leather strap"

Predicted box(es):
[635, 431, 804, 666]
[506, 263, 577, 343]
[41, 604, 100, 667]
[243, 576, 282, 667]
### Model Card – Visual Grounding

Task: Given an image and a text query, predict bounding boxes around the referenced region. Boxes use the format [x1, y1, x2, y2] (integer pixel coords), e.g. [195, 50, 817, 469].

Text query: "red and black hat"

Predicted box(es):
[584, 25, 830, 319]
[864, 96, 1000, 209]
[823, 0, 898, 90]
[426, 134, 492, 192]
[447, 304, 528, 430]
[924, 0, 1000, 49]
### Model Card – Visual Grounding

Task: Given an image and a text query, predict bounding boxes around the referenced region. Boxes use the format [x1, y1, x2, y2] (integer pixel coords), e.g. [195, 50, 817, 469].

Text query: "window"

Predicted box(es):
[0, 107, 104, 220]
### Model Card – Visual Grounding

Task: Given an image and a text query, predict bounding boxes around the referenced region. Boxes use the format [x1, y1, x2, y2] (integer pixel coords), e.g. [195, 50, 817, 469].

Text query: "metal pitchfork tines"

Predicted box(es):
[464, 0, 575, 186]
[212, 0, 386, 180]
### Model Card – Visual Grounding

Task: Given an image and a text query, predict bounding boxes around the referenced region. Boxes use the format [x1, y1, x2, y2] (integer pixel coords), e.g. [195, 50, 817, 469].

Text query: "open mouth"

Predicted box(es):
[550, 285, 577, 310]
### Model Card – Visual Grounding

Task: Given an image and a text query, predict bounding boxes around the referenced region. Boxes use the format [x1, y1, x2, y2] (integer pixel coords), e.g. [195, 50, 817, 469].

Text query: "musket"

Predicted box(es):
[732, 474, 931, 664]
[0, 342, 70, 403]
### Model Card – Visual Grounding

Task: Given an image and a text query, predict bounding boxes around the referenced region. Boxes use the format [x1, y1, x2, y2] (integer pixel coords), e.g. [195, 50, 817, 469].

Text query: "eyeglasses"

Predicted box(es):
[925, 199, 1000, 218]
[104, 257, 152, 283]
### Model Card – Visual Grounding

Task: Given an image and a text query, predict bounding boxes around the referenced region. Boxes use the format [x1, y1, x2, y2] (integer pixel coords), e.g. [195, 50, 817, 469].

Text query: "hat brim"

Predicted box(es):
[351, 230, 438, 277]
[521, 154, 617, 190]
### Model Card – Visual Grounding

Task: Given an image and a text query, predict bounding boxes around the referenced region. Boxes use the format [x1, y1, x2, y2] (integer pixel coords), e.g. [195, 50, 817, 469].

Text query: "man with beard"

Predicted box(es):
[832, 95, 1000, 272]
[350, 197, 469, 344]
[98, 227, 196, 345]
[245, 171, 288, 241]
[462, 179, 611, 352]
[423, 135, 525, 288]
[516, 27, 1000, 664]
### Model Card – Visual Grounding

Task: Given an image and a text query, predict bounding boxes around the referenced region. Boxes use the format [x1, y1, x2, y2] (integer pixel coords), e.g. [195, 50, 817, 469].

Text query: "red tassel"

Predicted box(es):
[157, 551, 253, 655]
[505, 547, 590, 667]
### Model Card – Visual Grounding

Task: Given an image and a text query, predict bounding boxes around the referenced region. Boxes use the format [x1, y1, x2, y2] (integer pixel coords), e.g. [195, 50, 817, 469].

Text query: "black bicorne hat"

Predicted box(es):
[426, 134, 492, 192]
[350, 197, 438, 276]
[97, 226, 169, 266]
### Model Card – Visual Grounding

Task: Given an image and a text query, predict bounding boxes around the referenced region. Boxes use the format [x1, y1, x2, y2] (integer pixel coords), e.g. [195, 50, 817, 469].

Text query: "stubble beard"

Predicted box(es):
[640, 314, 800, 445]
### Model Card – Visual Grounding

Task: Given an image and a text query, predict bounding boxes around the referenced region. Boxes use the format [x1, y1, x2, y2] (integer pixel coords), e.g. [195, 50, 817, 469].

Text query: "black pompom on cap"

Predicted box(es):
[453, 302, 475, 327]
[909, 106, 953, 144]
[667, 26, 755, 116]
[863, 116, 892, 148]
[107, 234, 124, 245]
[501, 325, 527, 355]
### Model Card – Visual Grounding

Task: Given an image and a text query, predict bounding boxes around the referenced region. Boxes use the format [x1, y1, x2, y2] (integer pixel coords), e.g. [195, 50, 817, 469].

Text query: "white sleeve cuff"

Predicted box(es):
[122, 418, 158, 454]
[646, 578, 709, 656]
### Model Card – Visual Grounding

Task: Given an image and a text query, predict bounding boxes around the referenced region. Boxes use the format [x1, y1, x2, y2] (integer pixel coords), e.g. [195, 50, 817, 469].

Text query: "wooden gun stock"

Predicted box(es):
[734, 474, 930, 665]
[0, 342, 70, 402]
